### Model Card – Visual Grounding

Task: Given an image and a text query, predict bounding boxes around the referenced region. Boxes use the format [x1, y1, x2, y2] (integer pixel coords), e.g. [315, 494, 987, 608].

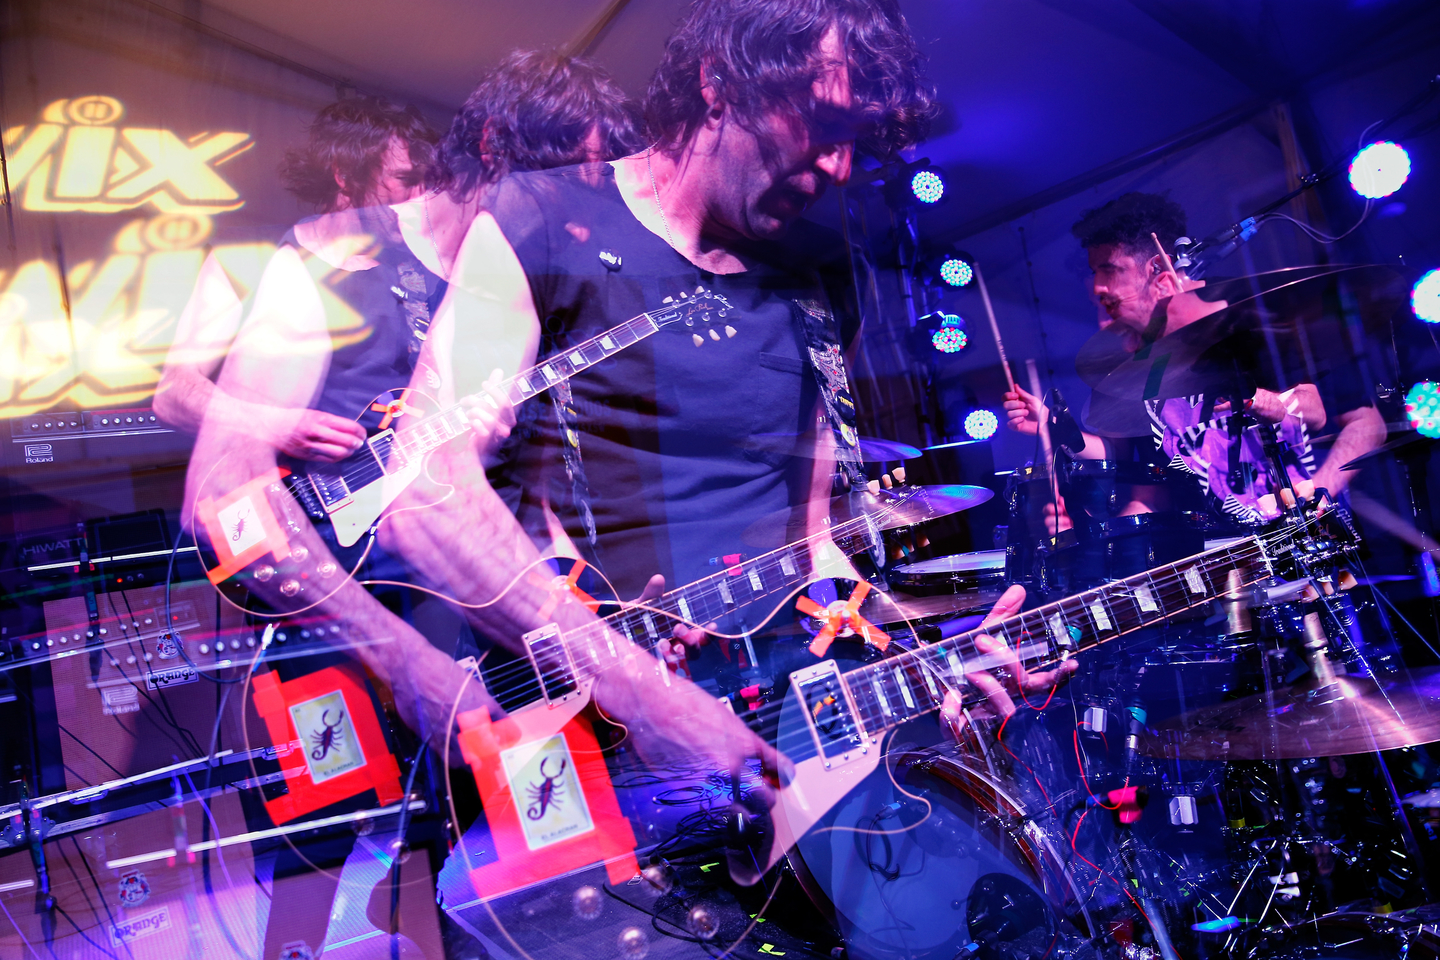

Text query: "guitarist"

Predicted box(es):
[178, 58, 672, 960]
[388, 0, 942, 694]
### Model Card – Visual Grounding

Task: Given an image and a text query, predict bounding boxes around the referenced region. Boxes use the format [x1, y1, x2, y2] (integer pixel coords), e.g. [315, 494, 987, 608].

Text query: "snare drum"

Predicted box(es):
[888, 549, 1007, 598]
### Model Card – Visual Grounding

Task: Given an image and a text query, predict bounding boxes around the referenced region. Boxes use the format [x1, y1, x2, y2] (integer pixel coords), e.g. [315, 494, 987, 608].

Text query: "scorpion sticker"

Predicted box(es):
[230, 505, 250, 542]
[525, 756, 567, 820]
[310, 709, 346, 761]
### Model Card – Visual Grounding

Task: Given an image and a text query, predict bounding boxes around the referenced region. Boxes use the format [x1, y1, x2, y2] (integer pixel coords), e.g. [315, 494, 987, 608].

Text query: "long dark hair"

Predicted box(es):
[279, 96, 439, 212]
[437, 50, 642, 199]
[645, 0, 937, 162]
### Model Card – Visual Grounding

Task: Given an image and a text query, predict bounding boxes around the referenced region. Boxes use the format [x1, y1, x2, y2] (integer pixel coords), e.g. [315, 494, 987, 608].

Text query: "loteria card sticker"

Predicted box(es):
[289, 690, 367, 784]
[216, 493, 268, 558]
[499, 733, 594, 851]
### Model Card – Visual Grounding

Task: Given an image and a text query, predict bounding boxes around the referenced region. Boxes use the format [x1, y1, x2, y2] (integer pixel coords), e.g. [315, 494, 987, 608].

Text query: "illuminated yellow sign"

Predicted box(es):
[3, 96, 253, 214]
[0, 214, 369, 418]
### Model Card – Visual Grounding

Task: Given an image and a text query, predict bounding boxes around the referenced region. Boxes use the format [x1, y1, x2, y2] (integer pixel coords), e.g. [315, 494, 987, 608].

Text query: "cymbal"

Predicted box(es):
[1341, 430, 1433, 471]
[740, 484, 993, 547]
[858, 437, 924, 461]
[741, 434, 923, 461]
[1139, 667, 1440, 760]
[1075, 265, 1408, 407]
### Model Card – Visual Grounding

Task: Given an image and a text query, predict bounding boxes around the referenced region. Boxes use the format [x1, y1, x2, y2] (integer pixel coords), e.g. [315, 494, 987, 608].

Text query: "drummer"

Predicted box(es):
[1004, 191, 1384, 529]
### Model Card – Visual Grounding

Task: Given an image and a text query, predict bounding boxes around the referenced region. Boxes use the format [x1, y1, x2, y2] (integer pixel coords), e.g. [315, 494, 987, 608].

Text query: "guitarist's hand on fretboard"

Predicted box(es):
[940, 584, 1079, 737]
[458, 367, 518, 466]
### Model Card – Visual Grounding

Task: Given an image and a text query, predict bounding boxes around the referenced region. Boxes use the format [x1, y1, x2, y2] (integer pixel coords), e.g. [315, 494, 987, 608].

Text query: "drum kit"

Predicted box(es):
[805, 266, 1440, 959]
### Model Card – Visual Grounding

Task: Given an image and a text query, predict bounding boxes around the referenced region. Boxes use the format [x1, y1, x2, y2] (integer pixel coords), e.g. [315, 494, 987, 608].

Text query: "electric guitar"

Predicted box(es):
[191, 286, 735, 615]
[447, 502, 1356, 905]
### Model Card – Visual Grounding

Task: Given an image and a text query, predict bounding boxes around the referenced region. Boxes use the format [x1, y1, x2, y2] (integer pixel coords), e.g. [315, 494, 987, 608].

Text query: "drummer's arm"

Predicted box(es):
[1002, 386, 1108, 458]
[1310, 404, 1385, 498]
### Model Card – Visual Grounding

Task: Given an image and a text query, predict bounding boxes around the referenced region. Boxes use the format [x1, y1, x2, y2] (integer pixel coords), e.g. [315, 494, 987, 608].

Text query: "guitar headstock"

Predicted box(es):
[652, 285, 737, 347]
[1259, 493, 1362, 584]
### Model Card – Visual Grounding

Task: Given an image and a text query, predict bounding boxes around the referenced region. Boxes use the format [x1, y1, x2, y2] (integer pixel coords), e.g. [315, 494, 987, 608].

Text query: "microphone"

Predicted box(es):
[1173, 218, 1259, 279]
[1046, 388, 1086, 457]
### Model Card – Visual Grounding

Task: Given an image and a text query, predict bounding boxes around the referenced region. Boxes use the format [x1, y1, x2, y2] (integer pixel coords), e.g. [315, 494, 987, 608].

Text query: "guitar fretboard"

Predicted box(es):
[839, 536, 1273, 738]
[557, 508, 888, 677]
[386, 309, 673, 471]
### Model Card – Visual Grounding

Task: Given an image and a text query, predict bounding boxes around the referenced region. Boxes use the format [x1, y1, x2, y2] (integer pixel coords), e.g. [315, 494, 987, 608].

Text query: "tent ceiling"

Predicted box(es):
[184, 0, 1440, 236]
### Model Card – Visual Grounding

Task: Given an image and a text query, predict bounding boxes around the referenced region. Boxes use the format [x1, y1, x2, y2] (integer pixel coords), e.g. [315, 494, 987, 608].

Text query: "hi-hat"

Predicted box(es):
[1139, 667, 1440, 760]
[741, 484, 992, 547]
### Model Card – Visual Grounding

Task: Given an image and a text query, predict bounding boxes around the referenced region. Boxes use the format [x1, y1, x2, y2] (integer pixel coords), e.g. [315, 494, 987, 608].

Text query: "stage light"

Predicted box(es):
[928, 313, 967, 353]
[939, 256, 973, 287]
[911, 169, 945, 204]
[963, 409, 999, 441]
[1405, 381, 1440, 440]
[1413, 269, 1440, 324]
[1349, 141, 1410, 199]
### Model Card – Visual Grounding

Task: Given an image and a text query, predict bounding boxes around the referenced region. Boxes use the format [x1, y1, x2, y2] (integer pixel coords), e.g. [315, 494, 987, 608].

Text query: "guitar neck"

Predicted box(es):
[386, 305, 678, 466]
[545, 506, 891, 684]
[838, 536, 1273, 740]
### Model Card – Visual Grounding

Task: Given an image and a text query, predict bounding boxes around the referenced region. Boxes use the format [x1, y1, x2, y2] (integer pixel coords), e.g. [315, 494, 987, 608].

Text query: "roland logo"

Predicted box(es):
[24, 443, 54, 464]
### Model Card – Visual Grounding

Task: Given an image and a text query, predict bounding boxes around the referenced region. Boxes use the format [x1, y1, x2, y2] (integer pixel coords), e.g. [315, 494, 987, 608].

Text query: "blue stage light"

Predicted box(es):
[911, 169, 945, 204]
[931, 326, 967, 353]
[1349, 141, 1411, 199]
[1406, 381, 1440, 440]
[1414, 269, 1440, 324]
[963, 409, 998, 440]
[939, 256, 973, 287]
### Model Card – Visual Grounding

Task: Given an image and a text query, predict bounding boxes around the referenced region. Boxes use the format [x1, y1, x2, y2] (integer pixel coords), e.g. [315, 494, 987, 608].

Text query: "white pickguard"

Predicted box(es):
[329, 458, 424, 547]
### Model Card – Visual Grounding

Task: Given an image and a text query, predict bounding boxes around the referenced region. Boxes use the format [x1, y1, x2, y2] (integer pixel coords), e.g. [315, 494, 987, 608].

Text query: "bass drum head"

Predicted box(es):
[790, 745, 1092, 960]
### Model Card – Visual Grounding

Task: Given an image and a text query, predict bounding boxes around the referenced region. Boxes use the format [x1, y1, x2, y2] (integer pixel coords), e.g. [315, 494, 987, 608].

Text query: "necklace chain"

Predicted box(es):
[646, 151, 678, 251]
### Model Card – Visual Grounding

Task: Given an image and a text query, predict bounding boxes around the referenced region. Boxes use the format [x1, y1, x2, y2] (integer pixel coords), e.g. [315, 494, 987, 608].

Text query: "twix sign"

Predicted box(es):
[3, 96, 253, 214]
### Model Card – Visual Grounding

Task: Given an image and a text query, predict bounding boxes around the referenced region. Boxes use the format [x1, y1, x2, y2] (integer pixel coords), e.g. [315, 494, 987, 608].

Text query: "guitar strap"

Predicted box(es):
[549, 379, 600, 552]
[793, 294, 868, 494]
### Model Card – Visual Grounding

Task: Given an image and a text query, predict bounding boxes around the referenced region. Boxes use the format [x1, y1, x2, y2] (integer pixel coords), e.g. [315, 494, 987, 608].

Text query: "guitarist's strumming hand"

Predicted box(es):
[940, 584, 1078, 737]
[260, 406, 367, 462]
[458, 368, 518, 466]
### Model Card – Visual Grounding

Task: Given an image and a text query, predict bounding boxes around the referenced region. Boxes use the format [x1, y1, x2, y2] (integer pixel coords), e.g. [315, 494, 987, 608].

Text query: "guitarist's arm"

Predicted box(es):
[185, 244, 503, 750]
[156, 249, 367, 461]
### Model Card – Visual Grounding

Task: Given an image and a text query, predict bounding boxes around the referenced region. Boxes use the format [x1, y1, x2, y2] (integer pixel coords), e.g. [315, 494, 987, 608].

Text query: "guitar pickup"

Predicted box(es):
[523, 623, 580, 706]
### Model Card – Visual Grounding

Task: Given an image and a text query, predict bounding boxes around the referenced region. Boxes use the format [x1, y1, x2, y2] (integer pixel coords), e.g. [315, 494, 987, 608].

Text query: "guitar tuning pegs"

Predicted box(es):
[725, 325, 737, 338]
[1338, 569, 1358, 591]
[892, 466, 906, 484]
[693, 334, 705, 347]
[709, 329, 720, 341]
[881, 473, 893, 489]
[867, 479, 881, 496]
[662, 296, 674, 304]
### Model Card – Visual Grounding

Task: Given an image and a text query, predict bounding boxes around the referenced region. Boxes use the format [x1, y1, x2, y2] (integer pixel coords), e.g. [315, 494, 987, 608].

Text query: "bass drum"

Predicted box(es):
[789, 745, 1094, 960]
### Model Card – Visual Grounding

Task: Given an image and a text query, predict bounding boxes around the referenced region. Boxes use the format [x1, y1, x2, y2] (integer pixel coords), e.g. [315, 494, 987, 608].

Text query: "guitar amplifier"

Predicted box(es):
[0, 791, 260, 959]
[42, 580, 256, 793]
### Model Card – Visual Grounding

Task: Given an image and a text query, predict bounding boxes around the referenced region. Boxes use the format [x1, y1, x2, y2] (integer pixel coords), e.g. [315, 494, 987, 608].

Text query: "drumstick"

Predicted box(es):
[1151, 232, 1185, 292]
[974, 264, 1017, 392]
